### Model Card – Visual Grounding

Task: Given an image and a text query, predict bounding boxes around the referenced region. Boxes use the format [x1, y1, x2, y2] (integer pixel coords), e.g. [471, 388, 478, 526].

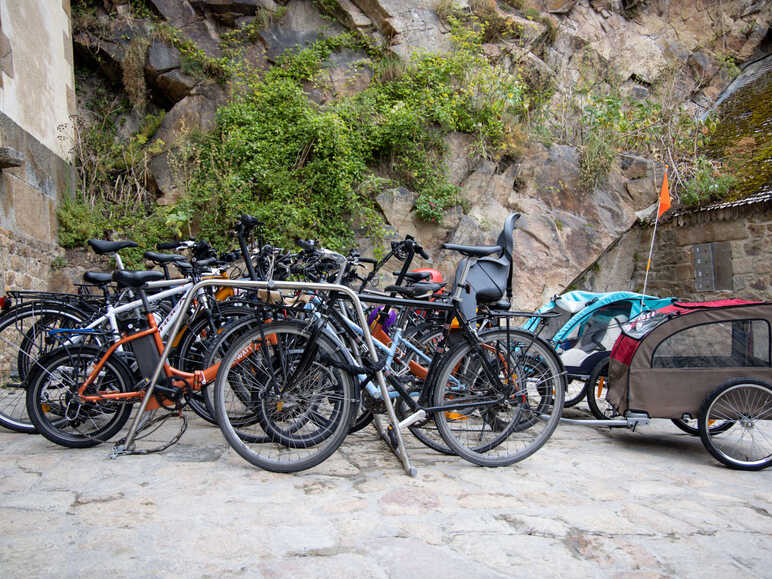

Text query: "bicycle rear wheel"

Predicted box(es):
[0, 302, 88, 432]
[396, 323, 454, 455]
[432, 328, 564, 467]
[213, 320, 356, 473]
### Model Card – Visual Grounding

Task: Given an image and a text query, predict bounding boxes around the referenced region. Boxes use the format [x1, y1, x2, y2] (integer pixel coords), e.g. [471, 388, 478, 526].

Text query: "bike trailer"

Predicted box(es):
[523, 291, 673, 378]
[608, 300, 772, 418]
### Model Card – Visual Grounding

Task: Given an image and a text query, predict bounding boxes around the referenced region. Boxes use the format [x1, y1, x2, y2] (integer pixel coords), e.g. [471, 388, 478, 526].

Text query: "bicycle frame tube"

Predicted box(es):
[84, 282, 193, 339]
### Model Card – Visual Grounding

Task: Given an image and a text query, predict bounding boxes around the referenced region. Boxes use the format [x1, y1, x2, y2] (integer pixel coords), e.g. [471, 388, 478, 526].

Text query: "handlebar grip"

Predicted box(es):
[359, 257, 377, 264]
[416, 246, 429, 260]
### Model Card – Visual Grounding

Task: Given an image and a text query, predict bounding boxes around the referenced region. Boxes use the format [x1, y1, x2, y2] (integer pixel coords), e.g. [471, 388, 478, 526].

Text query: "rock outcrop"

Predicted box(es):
[72, 0, 771, 306]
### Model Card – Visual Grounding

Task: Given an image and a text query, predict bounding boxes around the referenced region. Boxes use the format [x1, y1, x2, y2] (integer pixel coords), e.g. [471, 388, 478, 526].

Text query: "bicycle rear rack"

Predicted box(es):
[111, 279, 418, 477]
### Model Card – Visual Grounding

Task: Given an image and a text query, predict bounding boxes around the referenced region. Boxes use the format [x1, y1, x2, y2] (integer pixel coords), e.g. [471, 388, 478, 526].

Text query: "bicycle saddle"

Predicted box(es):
[392, 271, 431, 282]
[143, 251, 186, 264]
[384, 282, 446, 299]
[112, 270, 165, 287]
[174, 261, 193, 273]
[88, 239, 139, 254]
[82, 271, 113, 286]
[441, 243, 502, 258]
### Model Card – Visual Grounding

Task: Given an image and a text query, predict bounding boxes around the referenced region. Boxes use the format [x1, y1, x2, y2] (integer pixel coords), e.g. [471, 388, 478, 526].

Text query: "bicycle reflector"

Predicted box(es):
[0, 296, 7, 311]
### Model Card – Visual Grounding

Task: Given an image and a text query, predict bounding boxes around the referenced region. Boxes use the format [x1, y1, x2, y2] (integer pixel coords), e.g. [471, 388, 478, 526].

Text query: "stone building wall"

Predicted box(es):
[575, 197, 772, 302]
[0, 0, 75, 291]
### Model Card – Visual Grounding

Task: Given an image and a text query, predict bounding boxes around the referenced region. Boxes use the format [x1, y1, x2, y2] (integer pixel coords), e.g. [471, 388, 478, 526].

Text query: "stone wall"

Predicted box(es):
[0, 1, 74, 292]
[0, 227, 63, 292]
[575, 199, 772, 302]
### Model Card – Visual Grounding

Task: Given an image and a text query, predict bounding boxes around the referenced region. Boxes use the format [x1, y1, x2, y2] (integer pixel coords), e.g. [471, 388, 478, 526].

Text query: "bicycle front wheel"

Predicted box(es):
[26, 345, 135, 448]
[213, 320, 356, 473]
[431, 328, 564, 467]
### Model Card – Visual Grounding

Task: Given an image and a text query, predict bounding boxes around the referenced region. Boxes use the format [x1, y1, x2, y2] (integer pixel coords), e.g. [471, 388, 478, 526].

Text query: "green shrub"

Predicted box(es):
[681, 157, 737, 207]
[64, 27, 527, 256]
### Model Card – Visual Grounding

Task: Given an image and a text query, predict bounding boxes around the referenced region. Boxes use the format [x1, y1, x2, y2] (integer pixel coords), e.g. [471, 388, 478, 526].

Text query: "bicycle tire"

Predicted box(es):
[585, 359, 615, 420]
[699, 379, 771, 471]
[213, 320, 356, 472]
[201, 314, 266, 429]
[0, 302, 89, 433]
[176, 306, 258, 424]
[671, 416, 734, 436]
[564, 378, 587, 408]
[26, 345, 135, 448]
[432, 328, 565, 467]
[396, 323, 455, 455]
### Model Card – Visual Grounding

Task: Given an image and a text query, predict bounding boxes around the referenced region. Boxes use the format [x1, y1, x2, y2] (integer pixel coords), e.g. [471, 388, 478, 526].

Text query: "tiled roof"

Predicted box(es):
[669, 190, 772, 219]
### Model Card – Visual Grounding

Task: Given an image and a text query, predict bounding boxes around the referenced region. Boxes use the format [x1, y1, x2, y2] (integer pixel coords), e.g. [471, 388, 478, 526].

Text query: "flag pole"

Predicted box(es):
[641, 165, 669, 307]
[640, 202, 660, 303]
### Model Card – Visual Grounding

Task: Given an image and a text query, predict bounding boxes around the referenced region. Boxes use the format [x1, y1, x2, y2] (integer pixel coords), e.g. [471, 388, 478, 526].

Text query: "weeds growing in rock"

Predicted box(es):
[63, 14, 528, 254]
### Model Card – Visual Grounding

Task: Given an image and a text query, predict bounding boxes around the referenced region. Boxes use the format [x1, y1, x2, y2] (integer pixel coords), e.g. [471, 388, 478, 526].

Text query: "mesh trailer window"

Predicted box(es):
[651, 319, 771, 368]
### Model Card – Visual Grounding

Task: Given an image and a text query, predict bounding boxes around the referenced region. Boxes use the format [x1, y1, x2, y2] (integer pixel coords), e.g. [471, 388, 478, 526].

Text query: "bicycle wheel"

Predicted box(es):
[395, 323, 454, 455]
[564, 378, 587, 408]
[585, 359, 615, 420]
[0, 302, 88, 432]
[432, 328, 564, 467]
[177, 306, 257, 424]
[699, 379, 771, 470]
[213, 320, 356, 473]
[26, 345, 135, 448]
[201, 314, 266, 426]
[671, 416, 734, 436]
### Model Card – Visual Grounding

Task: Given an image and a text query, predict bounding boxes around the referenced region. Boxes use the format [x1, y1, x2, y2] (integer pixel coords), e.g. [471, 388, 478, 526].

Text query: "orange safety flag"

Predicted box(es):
[658, 167, 671, 217]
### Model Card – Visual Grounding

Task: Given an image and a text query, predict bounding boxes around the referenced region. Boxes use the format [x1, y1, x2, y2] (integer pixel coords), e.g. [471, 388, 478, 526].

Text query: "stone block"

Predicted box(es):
[8, 175, 53, 243]
[744, 240, 762, 256]
[675, 221, 748, 246]
[675, 263, 692, 280]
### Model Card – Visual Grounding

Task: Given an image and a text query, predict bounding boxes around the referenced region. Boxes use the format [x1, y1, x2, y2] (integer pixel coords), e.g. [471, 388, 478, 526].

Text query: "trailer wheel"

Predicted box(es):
[586, 359, 615, 420]
[699, 379, 772, 470]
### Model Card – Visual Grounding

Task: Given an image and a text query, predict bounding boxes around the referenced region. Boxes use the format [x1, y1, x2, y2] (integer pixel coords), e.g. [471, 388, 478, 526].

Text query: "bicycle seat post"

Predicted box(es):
[112, 251, 125, 271]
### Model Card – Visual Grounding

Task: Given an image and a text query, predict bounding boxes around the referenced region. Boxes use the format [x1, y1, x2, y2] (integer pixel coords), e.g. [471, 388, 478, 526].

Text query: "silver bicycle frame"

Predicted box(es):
[113, 279, 417, 476]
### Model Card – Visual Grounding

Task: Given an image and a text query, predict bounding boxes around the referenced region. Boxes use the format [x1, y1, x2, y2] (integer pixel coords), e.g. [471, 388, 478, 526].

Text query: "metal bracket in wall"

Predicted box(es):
[0, 146, 23, 169]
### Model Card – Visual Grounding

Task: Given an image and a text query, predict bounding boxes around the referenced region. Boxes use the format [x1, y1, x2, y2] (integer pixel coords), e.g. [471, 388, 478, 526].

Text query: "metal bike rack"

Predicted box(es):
[111, 279, 418, 477]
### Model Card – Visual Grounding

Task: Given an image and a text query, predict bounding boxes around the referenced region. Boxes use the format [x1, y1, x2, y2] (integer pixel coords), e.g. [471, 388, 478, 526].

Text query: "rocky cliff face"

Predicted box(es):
[70, 0, 770, 306]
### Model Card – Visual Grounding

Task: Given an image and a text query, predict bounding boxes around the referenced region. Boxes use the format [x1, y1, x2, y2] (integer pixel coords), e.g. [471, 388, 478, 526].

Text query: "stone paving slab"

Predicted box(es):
[0, 408, 770, 578]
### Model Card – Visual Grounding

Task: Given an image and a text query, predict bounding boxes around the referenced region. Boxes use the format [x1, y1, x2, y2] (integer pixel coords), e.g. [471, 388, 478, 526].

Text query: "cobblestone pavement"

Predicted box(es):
[0, 407, 770, 578]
